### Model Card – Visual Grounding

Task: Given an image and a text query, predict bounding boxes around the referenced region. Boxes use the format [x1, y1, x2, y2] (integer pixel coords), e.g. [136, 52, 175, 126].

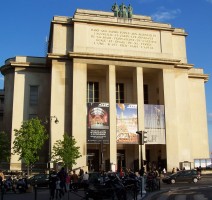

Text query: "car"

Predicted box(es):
[162, 169, 199, 184]
[28, 174, 49, 187]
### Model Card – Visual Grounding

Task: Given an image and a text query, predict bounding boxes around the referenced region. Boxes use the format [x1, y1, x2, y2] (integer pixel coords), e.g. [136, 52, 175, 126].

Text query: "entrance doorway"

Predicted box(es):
[117, 150, 126, 172]
[87, 149, 99, 172]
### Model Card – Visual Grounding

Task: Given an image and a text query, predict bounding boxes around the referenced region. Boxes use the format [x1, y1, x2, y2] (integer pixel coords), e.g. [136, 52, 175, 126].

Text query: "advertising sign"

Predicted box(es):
[116, 103, 138, 144]
[87, 103, 110, 144]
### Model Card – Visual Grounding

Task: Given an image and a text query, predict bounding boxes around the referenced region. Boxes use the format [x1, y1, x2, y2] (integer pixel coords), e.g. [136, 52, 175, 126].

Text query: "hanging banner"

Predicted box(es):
[144, 104, 165, 129]
[116, 103, 138, 144]
[144, 104, 166, 144]
[87, 103, 110, 144]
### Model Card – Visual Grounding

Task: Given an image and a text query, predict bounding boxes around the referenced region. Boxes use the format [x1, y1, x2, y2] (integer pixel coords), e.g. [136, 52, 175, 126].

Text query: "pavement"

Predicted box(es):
[139, 173, 212, 200]
[1, 187, 86, 200]
[2, 187, 162, 200]
[1, 174, 212, 200]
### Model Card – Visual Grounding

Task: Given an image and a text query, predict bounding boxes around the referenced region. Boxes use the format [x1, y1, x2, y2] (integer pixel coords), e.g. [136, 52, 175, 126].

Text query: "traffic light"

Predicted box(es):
[142, 131, 148, 144]
[136, 131, 148, 145]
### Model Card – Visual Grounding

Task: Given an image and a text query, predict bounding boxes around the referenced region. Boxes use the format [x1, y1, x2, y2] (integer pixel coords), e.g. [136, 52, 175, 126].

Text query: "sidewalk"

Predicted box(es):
[1, 188, 86, 200]
[137, 188, 168, 200]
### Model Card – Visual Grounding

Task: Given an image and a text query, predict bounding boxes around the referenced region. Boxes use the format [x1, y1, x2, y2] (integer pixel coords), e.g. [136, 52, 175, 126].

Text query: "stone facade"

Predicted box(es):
[0, 9, 209, 172]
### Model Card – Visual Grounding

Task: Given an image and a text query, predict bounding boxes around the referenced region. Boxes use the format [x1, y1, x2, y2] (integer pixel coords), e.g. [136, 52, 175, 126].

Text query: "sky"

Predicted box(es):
[0, 0, 212, 154]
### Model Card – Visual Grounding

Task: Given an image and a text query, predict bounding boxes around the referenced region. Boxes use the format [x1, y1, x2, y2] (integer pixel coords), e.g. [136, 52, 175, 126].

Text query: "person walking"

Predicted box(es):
[55, 177, 63, 199]
[57, 167, 67, 193]
[82, 171, 89, 190]
[49, 171, 57, 200]
[71, 170, 78, 191]
[163, 168, 166, 177]
[65, 173, 71, 192]
[0, 170, 5, 183]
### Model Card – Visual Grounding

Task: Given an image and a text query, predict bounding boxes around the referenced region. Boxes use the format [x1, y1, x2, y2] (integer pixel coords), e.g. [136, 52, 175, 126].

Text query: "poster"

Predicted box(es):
[116, 103, 138, 144]
[87, 103, 110, 144]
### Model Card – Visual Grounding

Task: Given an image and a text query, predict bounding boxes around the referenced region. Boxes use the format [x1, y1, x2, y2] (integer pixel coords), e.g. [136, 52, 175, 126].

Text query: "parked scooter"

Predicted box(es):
[16, 178, 28, 193]
[3, 176, 16, 193]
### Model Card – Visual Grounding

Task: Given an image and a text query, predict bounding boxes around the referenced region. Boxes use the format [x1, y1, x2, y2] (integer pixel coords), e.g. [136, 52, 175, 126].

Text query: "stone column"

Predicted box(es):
[10, 69, 25, 170]
[50, 60, 67, 157]
[135, 67, 145, 169]
[107, 65, 117, 170]
[163, 68, 179, 171]
[72, 61, 87, 169]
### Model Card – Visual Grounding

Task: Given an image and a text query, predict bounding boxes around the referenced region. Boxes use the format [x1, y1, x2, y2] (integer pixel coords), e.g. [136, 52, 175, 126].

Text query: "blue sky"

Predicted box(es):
[0, 0, 212, 154]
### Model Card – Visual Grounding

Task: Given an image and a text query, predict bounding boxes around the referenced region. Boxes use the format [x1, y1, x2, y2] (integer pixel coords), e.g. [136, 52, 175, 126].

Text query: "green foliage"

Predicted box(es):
[0, 131, 11, 162]
[13, 118, 48, 167]
[52, 134, 81, 169]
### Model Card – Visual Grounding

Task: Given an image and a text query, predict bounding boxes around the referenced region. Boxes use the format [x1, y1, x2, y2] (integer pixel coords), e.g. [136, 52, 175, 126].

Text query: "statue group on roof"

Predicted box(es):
[112, 3, 133, 18]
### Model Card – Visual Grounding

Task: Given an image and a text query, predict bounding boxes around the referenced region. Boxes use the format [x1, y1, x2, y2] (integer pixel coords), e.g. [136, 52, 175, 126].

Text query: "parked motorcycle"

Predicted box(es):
[16, 178, 28, 193]
[3, 177, 16, 193]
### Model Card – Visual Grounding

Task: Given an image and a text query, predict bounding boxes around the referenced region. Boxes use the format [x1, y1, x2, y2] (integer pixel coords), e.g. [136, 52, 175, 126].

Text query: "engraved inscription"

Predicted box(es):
[89, 27, 160, 52]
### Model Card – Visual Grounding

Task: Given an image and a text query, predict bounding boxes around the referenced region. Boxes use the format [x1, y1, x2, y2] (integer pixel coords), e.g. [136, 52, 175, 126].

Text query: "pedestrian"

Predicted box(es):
[139, 166, 145, 177]
[163, 168, 166, 176]
[57, 167, 67, 193]
[0, 170, 5, 183]
[71, 170, 78, 191]
[55, 177, 63, 199]
[119, 167, 124, 177]
[79, 168, 84, 178]
[172, 167, 176, 174]
[82, 171, 89, 190]
[65, 173, 71, 192]
[49, 171, 57, 200]
[197, 166, 202, 179]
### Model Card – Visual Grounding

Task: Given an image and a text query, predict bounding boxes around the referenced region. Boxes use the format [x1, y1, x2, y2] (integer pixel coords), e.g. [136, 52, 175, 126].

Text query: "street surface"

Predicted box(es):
[1, 174, 212, 200]
[1, 188, 86, 200]
[144, 174, 212, 200]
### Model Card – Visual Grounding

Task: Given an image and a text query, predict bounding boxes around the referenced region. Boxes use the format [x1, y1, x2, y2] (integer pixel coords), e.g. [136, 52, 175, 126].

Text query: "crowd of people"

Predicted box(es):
[49, 167, 89, 200]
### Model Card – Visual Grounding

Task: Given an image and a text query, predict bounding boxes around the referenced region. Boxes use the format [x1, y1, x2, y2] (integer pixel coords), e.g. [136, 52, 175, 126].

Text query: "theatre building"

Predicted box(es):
[0, 7, 210, 172]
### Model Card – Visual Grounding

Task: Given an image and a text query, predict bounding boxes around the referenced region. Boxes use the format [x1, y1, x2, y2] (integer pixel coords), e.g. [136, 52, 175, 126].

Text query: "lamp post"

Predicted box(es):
[100, 140, 104, 171]
[45, 116, 59, 171]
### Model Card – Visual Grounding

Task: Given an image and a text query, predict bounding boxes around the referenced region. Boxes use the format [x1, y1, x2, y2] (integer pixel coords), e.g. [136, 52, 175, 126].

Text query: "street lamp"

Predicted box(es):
[45, 116, 59, 170]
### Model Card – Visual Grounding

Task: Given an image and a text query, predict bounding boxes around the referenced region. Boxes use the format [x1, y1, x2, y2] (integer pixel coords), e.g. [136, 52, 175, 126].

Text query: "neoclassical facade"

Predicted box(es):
[0, 8, 209, 172]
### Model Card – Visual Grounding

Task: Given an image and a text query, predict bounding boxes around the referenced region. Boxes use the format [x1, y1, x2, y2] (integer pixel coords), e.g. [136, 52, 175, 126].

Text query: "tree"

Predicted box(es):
[13, 118, 48, 175]
[0, 131, 11, 163]
[51, 134, 81, 170]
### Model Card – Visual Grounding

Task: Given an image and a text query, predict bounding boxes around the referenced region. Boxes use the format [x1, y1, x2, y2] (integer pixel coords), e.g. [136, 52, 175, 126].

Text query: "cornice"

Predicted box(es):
[68, 51, 181, 65]
[0, 61, 47, 75]
[188, 73, 209, 82]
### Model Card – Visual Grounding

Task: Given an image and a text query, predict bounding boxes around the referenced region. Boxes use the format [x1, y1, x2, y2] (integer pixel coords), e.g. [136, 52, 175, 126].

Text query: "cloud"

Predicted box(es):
[151, 7, 181, 22]
[206, 0, 212, 4]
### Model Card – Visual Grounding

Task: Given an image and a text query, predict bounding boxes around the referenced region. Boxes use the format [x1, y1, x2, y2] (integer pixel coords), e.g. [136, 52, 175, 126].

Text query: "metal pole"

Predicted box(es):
[34, 183, 37, 200]
[0, 183, 4, 200]
[101, 140, 104, 171]
[49, 117, 52, 173]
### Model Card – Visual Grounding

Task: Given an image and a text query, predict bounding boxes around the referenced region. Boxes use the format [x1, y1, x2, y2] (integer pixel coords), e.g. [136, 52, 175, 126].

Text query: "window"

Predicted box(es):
[116, 83, 124, 103]
[30, 86, 38, 105]
[29, 114, 37, 119]
[143, 84, 148, 104]
[87, 82, 99, 103]
[0, 98, 4, 105]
